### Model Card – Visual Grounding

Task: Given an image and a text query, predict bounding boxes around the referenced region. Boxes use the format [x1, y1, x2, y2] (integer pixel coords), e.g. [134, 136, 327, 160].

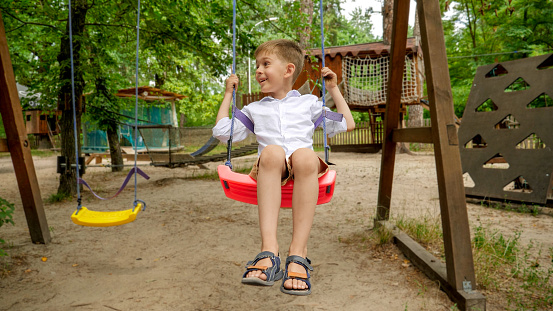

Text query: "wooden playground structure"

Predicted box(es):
[374, 0, 485, 309]
[1, 1, 485, 308]
[459, 53, 553, 207]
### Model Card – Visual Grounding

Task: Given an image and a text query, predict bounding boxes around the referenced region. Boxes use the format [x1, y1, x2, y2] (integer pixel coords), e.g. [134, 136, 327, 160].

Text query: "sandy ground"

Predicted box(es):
[0, 151, 552, 311]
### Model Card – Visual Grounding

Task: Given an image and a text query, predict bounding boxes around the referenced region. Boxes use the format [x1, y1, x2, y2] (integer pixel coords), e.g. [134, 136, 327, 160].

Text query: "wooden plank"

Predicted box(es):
[0, 12, 50, 244]
[376, 221, 487, 311]
[392, 127, 433, 143]
[0, 138, 8, 152]
[418, 0, 477, 293]
[330, 144, 382, 153]
[376, 0, 411, 221]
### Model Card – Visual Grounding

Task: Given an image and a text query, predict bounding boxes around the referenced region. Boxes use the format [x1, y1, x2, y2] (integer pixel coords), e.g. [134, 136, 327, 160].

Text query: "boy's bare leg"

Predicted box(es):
[245, 145, 287, 280]
[285, 148, 319, 290]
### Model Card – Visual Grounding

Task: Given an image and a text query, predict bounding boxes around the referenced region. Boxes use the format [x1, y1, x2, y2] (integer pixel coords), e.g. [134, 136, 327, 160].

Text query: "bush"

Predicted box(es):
[0, 197, 15, 256]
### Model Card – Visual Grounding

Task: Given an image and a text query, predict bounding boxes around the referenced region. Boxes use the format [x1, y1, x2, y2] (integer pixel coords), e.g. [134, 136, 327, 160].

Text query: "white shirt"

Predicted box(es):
[213, 90, 347, 158]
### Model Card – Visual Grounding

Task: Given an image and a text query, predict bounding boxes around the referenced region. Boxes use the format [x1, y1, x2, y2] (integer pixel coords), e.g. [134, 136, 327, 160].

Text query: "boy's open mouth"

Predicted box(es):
[259, 78, 267, 84]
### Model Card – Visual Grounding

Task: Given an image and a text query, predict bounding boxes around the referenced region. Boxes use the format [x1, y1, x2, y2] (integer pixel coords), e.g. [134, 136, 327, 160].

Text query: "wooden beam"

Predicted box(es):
[0, 138, 8, 152]
[0, 12, 50, 244]
[418, 0, 477, 292]
[377, 221, 487, 311]
[376, 0, 411, 221]
[392, 127, 433, 143]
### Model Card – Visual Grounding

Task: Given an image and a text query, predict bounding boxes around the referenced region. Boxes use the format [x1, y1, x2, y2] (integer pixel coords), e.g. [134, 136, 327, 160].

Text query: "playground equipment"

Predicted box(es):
[217, 0, 341, 208]
[139, 123, 257, 168]
[291, 37, 424, 153]
[0, 12, 50, 244]
[294, 38, 423, 112]
[459, 53, 553, 205]
[374, 0, 485, 310]
[82, 86, 184, 154]
[68, 0, 149, 227]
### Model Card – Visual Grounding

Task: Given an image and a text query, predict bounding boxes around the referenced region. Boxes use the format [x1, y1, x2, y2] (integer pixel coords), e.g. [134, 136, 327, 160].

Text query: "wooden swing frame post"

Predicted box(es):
[375, 1, 485, 310]
[0, 11, 50, 244]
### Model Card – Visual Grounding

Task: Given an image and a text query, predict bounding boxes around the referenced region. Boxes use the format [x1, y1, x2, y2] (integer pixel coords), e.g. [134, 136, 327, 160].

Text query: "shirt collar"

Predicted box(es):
[260, 90, 301, 102]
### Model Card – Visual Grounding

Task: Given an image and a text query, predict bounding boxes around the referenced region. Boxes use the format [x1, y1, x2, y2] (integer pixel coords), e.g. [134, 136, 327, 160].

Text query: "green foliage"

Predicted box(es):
[0, 197, 15, 257]
[310, 0, 376, 48]
[444, 0, 553, 117]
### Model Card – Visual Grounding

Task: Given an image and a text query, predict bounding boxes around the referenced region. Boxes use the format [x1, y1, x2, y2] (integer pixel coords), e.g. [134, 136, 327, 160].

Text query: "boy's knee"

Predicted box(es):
[291, 149, 318, 175]
[259, 145, 285, 168]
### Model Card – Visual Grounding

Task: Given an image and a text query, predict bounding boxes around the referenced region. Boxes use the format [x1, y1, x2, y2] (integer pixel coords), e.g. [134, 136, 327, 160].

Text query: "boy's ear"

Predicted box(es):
[284, 63, 295, 79]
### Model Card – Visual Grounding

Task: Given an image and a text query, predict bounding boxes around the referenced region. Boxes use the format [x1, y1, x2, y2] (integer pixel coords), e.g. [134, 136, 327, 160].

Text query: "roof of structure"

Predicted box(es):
[115, 86, 186, 101]
[306, 37, 418, 58]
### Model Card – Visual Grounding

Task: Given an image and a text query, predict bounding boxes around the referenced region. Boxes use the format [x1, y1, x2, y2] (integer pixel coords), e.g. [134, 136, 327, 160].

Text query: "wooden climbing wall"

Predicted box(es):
[458, 53, 553, 204]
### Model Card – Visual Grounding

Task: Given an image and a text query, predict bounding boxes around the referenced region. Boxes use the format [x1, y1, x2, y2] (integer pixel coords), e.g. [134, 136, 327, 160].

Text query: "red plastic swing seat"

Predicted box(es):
[217, 165, 336, 208]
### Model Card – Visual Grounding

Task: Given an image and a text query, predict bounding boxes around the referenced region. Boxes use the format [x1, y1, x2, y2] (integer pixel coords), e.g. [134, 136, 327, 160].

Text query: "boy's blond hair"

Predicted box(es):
[254, 39, 304, 83]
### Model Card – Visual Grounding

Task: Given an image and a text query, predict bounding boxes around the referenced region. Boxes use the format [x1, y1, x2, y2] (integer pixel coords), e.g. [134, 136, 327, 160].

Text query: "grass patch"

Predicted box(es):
[31, 150, 56, 157]
[0, 197, 15, 257]
[342, 212, 553, 310]
[472, 223, 553, 310]
[479, 200, 541, 216]
[395, 214, 443, 247]
[47, 191, 71, 204]
[392, 214, 553, 310]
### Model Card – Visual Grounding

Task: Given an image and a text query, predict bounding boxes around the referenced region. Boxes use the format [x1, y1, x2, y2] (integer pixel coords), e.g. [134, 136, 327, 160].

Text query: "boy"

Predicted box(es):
[213, 39, 355, 295]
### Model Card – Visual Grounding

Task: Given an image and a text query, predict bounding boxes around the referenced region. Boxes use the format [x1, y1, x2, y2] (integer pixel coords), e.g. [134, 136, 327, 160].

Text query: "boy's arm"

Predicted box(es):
[216, 74, 239, 123]
[322, 67, 355, 132]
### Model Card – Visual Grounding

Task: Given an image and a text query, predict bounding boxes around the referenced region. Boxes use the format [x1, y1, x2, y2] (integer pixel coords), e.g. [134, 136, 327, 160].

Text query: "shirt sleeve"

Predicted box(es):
[212, 106, 253, 143]
[311, 99, 347, 138]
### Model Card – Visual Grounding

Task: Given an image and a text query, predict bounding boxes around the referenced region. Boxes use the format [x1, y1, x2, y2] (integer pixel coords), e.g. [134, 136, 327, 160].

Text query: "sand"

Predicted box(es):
[1, 152, 552, 311]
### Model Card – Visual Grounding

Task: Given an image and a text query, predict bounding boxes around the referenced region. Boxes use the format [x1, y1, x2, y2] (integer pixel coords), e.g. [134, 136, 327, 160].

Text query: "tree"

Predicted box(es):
[299, 0, 314, 49]
[2, 0, 300, 196]
[56, 0, 89, 195]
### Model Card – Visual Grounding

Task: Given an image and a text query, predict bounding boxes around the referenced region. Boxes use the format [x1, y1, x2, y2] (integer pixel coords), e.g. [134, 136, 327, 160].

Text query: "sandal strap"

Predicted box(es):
[285, 255, 313, 271]
[245, 251, 277, 267]
[243, 251, 282, 282]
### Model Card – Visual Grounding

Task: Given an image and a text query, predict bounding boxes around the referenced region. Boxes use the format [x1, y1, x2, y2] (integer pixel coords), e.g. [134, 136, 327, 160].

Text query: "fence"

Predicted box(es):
[313, 118, 434, 152]
[313, 121, 383, 147]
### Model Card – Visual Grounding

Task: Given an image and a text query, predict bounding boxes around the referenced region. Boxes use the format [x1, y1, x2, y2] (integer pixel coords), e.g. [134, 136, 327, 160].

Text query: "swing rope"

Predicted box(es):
[224, 0, 332, 167]
[68, 0, 81, 211]
[318, 0, 331, 164]
[69, 0, 147, 216]
[225, 0, 237, 169]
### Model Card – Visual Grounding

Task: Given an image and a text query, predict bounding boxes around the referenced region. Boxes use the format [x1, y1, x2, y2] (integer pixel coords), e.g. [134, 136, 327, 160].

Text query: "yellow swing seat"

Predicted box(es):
[71, 203, 143, 227]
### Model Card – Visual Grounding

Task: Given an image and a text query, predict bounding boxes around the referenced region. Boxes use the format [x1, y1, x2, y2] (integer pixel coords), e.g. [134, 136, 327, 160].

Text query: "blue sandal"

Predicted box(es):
[241, 251, 284, 286]
[280, 255, 313, 296]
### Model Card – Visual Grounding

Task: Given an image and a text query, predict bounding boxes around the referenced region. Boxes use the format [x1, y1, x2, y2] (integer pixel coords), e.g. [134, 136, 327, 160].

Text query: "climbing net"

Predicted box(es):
[342, 54, 420, 107]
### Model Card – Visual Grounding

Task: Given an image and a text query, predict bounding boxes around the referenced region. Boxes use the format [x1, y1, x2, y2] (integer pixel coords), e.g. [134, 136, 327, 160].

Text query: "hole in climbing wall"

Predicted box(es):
[485, 64, 508, 78]
[464, 134, 487, 148]
[463, 172, 475, 188]
[537, 54, 553, 70]
[494, 114, 520, 129]
[516, 133, 546, 149]
[526, 93, 553, 109]
[483, 153, 509, 169]
[503, 176, 533, 193]
[475, 98, 498, 112]
[504, 77, 530, 92]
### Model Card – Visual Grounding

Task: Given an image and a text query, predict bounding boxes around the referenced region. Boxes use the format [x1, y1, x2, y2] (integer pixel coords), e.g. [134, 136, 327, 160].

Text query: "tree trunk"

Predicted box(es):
[408, 2, 424, 150]
[57, 0, 88, 196]
[298, 0, 314, 49]
[383, 0, 394, 45]
[106, 126, 123, 172]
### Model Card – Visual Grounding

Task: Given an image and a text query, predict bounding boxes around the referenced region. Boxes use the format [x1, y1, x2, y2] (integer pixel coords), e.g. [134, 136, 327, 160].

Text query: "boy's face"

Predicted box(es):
[255, 52, 293, 95]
